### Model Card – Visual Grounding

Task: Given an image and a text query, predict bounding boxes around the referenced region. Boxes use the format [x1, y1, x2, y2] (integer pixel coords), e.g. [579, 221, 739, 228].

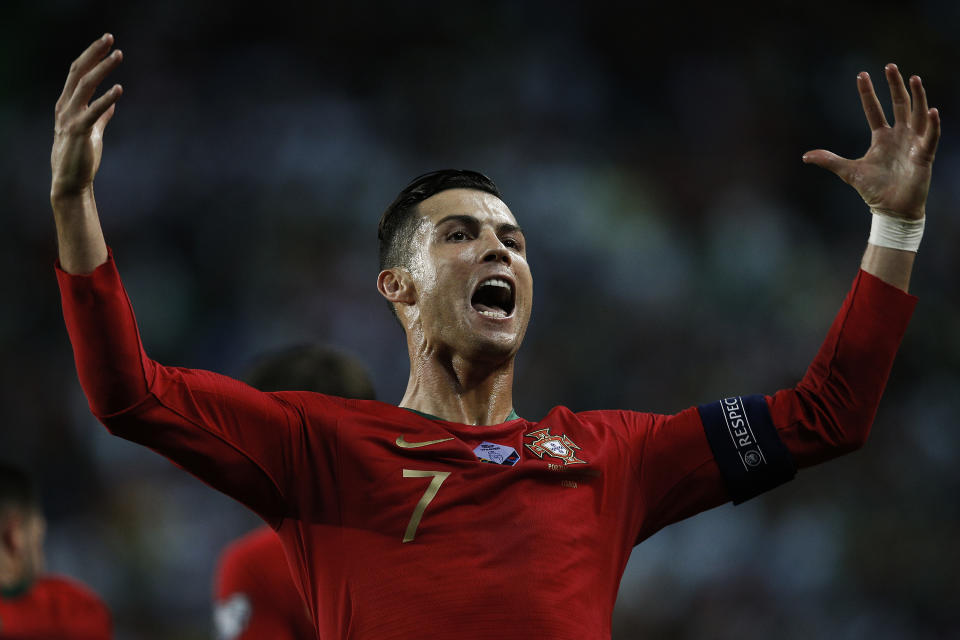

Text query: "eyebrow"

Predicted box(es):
[434, 214, 524, 236]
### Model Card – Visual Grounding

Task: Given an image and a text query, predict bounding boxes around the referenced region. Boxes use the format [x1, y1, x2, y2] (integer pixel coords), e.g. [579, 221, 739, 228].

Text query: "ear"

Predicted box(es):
[377, 268, 416, 307]
[0, 514, 23, 554]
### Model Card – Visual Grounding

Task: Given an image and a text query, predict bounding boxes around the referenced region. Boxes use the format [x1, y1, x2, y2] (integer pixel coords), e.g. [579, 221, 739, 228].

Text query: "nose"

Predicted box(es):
[479, 230, 511, 265]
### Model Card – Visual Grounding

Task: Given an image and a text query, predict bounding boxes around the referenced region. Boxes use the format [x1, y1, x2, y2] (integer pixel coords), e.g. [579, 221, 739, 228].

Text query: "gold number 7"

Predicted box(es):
[401, 469, 451, 543]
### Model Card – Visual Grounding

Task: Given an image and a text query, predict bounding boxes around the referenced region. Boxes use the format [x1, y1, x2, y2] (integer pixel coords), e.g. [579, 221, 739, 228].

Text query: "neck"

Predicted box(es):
[400, 350, 516, 425]
[0, 557, 27, 597]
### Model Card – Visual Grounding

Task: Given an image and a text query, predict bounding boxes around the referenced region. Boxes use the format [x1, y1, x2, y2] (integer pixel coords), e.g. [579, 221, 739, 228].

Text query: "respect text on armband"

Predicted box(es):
[722, 396, 766, 470]
[698, 394, 796, 503]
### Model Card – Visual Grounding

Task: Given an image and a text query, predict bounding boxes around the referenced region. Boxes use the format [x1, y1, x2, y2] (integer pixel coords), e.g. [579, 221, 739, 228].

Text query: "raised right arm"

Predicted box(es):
[50, 37, 340, 525]
[58, 251, 329, 524]
[50, 33, 121, 274]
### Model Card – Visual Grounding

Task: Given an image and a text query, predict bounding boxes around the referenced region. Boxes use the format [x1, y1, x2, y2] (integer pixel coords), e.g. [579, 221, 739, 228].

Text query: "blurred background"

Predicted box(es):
[1, 0, 958, 637]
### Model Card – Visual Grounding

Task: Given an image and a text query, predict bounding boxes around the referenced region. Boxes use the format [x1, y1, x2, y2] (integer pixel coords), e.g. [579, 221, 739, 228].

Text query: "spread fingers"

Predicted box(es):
[857, 72, 888, 130]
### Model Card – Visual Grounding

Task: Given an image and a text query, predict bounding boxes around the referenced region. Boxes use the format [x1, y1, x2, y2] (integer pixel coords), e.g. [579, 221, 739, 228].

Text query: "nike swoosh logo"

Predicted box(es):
[396, 435, 455, 448]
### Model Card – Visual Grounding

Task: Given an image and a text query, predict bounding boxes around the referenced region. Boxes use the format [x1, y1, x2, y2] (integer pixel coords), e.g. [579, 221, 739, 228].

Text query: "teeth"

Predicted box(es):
[479, 278, 512, 292]
[479, 309, 507, 319]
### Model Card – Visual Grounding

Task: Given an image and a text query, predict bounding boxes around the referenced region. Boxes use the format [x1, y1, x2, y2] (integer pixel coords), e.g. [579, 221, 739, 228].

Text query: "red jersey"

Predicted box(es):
[213, 526, 314, 640]
[0, 575, 111, 639]
[57, 254, 915, 639]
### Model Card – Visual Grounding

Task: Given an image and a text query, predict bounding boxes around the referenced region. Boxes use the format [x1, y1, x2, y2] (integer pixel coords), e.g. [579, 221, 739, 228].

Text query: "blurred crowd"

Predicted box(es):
[1, 1, 957, 637]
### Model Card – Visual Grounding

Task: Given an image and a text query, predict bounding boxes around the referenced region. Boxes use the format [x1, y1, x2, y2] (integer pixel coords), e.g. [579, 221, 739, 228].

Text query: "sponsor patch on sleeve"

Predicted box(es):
[697, 395, 796, 504]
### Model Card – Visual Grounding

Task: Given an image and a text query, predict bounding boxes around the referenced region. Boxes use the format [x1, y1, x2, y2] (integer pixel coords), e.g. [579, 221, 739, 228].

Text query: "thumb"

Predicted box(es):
[802, 149, 853, 182]
[92, 104, 116, 140]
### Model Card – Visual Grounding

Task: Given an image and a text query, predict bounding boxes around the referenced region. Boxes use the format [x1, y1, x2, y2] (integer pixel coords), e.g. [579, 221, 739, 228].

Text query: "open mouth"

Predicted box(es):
[471, 278, 515, 319]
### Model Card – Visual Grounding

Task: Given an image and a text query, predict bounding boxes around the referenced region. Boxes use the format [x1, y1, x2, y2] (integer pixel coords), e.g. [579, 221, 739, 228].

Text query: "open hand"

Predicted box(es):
[51, 34, 123, 202]
[802, 64, 939, 221]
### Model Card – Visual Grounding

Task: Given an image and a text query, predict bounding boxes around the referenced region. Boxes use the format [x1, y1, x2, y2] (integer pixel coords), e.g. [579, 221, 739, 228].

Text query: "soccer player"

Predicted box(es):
[213, 345, 375, 640]
[50, 34, 939, 639]
[0, 463, 112, 638]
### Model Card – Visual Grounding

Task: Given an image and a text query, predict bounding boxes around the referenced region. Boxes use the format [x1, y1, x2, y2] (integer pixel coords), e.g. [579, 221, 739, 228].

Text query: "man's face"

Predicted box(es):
[21, 511, 45, 583]
[2, 509, 46, 586]
[403, 188, 533, 362]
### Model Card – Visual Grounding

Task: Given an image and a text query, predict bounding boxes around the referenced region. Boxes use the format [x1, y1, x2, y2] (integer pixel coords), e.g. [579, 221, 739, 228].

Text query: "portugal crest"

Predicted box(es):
[524, 428, 587, 465]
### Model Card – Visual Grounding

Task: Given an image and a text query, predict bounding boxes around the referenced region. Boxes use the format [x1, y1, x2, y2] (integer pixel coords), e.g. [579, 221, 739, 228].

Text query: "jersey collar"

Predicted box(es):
[1, 577, 33, 599]
[403, 407, 521, 424]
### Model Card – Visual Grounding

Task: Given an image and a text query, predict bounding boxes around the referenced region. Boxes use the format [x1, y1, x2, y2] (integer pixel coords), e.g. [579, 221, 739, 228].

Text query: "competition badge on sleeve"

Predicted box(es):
[213, 593, 252, 640]
[474, 442, 520, 466]
[523, 428, 587, 465]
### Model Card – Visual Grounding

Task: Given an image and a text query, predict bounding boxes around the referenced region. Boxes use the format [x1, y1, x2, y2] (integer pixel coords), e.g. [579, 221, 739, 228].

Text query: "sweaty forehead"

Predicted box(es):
[416, 188, 518, 227]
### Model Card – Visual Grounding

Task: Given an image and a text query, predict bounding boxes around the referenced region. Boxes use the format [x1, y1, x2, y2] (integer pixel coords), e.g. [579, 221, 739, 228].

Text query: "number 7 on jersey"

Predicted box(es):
[402, 469, 451, 543]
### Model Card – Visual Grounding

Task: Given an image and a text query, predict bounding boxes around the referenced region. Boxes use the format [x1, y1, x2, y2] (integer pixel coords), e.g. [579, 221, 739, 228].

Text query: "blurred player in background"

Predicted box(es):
[50, 33, 939, 639]
[0, 463, 111, 638]
[213, 345, 375, 640]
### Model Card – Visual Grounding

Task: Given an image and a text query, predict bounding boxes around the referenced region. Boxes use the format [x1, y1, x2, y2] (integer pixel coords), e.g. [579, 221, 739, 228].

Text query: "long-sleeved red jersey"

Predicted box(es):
[57, 254, 915, 639]
[0, 575, 112, 639]
[213, 525, 314, 640]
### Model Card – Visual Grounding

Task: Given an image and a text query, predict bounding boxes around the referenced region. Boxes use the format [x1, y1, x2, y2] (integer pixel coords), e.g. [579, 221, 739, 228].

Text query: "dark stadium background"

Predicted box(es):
[2, 1, 958, 638]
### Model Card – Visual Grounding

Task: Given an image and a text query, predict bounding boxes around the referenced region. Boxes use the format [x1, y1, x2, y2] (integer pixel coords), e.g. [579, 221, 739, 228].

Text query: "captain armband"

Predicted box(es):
[697, 395, 796, 504]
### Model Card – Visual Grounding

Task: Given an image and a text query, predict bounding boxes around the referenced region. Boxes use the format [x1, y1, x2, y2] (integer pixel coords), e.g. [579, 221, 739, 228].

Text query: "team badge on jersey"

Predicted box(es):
[523, 428, 587, 465]
[474, 441, 520, 466]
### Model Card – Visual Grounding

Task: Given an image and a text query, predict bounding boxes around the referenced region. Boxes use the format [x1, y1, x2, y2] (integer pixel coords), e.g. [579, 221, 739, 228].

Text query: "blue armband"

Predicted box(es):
[697, 395, 796, 504]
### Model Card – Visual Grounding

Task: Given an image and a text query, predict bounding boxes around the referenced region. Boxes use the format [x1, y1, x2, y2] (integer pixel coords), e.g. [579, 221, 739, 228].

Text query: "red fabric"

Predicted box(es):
[57, 255, 915, 640]
[0, 575, 111, 639]
[213, 526, 314, 640]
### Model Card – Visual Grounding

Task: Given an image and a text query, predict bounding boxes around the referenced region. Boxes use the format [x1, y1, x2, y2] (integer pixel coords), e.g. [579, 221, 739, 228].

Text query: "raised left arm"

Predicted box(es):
[803, 64, 940, 292]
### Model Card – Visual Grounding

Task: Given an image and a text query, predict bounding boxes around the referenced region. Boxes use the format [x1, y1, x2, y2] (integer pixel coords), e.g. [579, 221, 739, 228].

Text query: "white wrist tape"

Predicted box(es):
[868, 208, 925, 252]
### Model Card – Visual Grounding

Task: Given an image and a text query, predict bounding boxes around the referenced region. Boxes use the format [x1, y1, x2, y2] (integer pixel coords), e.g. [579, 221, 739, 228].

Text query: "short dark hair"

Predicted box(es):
[244, 344, 376, 400]
[377, 169, 503, 272]
[0, 463, 40, 517]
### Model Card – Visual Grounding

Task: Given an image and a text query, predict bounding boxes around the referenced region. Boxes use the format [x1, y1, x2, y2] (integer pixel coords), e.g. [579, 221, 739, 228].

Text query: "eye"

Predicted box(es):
[448, 230, 470, 242]
[502, 237, 523, 251]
